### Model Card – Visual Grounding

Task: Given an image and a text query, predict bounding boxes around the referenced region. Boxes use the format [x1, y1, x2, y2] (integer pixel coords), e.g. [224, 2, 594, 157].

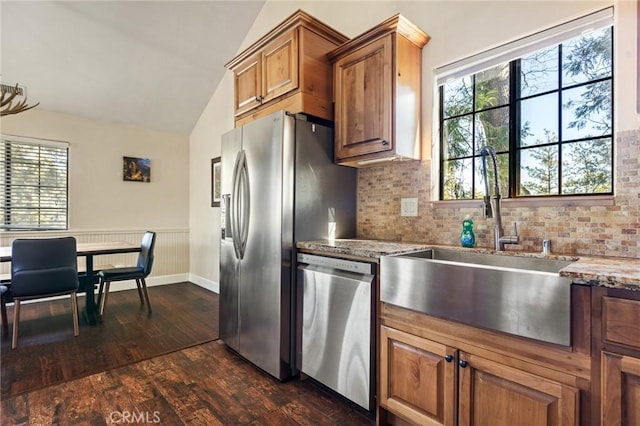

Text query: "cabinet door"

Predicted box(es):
[261, 29, 299, 104]
[601, 351, 640, 425]
[380, 326, 456, 425]
[458, 352, 579, 426]
[233, 53, 262, 116]
[333, 34, 393, 160]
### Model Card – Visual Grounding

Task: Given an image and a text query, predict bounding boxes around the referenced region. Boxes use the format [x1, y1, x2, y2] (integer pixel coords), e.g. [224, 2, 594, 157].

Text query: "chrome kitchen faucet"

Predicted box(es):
[480, 145, 519, 251]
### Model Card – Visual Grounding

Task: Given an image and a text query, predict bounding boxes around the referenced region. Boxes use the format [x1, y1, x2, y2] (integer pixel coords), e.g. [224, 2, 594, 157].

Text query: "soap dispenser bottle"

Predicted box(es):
[461, 215, 476, 248]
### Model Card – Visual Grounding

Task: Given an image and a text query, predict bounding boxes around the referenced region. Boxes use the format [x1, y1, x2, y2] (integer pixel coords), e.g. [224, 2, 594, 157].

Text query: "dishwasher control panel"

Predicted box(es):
[297, 253, 374, 275]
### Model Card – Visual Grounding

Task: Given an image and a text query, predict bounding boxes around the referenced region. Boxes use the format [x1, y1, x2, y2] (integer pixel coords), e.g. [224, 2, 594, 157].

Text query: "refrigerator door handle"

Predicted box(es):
[237, 151, 250, 259]
[230, 150, 244, 259]
[221, 194, 232, 240]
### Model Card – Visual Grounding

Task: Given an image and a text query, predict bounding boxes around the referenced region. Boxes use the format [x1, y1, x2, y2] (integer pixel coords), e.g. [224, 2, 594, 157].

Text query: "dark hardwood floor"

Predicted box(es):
[1, 283, 374, 425]
[1, 282, 218, 398]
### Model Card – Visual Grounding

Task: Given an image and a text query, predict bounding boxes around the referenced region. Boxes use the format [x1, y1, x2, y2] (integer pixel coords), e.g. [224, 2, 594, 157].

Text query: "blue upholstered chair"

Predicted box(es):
[10, 237, 80, 349]
[97, 231, 156, 320]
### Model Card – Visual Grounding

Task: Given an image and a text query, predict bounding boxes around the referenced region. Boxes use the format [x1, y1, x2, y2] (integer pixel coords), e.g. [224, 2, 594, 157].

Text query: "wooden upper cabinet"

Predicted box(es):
[233, 53, 262, 114]
[328, 14, 429, 167]
[262, 30, 298, 103]
[333, 35, 393, 161]
[226, 10, 348, 127]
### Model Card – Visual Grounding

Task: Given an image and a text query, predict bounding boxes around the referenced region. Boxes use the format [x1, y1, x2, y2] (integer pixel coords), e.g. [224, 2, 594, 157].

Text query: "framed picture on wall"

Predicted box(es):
[123, 156, 151, 182]
[211, 157, 221, 207]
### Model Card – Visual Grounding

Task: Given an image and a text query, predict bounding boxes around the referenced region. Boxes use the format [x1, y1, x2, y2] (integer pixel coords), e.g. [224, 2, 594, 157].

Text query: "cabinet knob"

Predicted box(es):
[444, 354, 453, 363]
[459, 360, 468, 368]
[381, 140, 389, 146]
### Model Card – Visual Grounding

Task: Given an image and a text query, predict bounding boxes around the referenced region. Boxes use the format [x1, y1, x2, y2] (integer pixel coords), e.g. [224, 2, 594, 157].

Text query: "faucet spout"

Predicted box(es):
[480, 146, 500, 197]
[479, 145, 518, 251]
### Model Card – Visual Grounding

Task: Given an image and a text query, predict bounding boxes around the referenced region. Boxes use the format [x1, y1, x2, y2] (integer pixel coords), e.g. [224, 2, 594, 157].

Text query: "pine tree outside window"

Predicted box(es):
[437, 8, 613, 201]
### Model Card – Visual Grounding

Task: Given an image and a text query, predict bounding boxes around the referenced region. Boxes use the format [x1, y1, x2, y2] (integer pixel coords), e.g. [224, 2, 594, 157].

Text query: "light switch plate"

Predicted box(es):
[400, 197, 418, 217]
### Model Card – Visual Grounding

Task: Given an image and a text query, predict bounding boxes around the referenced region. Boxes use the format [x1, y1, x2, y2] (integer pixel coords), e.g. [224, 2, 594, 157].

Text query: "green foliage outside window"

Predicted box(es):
[440, 26, 613, 200]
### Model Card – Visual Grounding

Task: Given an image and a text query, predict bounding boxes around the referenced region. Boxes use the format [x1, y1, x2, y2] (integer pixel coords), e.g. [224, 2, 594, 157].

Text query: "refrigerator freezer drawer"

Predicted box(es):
[299, 264, 373, 410]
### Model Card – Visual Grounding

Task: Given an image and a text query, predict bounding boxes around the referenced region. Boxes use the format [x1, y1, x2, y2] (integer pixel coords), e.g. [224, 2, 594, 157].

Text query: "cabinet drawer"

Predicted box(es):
[603, 296, 640, 350]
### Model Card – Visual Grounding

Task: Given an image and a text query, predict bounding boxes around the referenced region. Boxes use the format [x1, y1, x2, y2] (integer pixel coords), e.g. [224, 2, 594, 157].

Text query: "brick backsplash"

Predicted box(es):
[357, 130, 640, 258]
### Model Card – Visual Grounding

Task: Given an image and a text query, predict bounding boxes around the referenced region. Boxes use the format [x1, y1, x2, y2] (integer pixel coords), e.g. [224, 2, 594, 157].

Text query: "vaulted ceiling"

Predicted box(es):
[1, 1, 265, 134]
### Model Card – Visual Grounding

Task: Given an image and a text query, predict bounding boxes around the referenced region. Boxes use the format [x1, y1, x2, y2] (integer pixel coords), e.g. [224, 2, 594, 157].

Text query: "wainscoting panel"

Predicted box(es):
[0, 228, 189, 277]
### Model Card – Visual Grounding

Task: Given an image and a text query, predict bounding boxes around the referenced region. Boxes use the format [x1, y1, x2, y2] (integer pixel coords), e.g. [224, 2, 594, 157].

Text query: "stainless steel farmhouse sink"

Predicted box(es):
[380, 248, 577, 346]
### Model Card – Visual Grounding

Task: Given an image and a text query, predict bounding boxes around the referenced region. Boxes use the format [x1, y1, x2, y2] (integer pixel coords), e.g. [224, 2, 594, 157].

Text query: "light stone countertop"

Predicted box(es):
[297, 239, 640, 291]
[297, 239, 431, 259]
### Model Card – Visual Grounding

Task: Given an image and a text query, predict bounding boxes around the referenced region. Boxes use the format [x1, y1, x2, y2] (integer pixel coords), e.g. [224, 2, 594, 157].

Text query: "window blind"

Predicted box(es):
[435, 7, 613, 85]
[1, 134, 69, 231]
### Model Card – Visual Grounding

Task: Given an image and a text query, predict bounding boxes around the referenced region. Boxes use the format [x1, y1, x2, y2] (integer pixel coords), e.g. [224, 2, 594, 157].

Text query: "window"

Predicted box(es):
[437, 9, 613, 200]
[1, 135, 69, 231]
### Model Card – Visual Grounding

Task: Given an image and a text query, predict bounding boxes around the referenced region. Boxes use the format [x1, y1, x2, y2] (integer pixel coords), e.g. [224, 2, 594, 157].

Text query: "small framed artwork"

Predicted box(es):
[211, 157, 221, 207]
[123, 156, 151, 182]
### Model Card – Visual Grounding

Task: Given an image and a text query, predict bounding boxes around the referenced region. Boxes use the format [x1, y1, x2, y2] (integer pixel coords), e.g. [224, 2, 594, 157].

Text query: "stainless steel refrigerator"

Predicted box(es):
[219, 111, 356, 380]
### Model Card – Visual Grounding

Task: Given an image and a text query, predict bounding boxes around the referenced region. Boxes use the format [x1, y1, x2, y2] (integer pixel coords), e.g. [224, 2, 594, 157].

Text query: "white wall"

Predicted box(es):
[1, 109, 191, 282]
[189, 0, 638, 285]
[1, 108, 190, 231]
[188, 71, 236, 290]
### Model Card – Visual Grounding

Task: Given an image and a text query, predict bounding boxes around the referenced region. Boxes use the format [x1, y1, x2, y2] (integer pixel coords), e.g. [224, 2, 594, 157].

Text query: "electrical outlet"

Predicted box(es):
[400, 197, 418, 217]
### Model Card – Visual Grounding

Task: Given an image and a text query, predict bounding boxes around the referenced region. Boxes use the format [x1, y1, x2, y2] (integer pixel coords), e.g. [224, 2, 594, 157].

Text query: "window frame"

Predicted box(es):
[436, 8, 614, 202]
[1, 134, 70, 231]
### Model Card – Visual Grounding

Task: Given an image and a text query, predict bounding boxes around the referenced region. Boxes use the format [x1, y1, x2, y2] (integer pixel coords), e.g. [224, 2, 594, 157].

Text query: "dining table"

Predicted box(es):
[0, 241, 141, 325]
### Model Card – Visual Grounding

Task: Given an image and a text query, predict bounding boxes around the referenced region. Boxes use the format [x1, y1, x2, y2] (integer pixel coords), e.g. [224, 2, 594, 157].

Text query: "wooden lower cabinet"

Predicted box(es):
[380, 326, 456, 425]
[380, 326, 580, 426]
[458, 352, 579, 426]
[601, 352, 640, 425]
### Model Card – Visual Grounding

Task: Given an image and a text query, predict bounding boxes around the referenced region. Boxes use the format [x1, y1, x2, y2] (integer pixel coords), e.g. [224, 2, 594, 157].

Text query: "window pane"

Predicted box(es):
[475, 153, 509, 198]
[520, 93, 558, 147]
[562, 80, 612, 140]
[562, 138, 612, 194]
[562, 26, 612, 86]
[439, 21, 612, 201]
[519, 145, 559, 195]
[475, 63, 509, 110]
[0, 139, 68, 230]
[475, 107, 509, 152]
[442, 158, 473, 200]
[443, 76, 473, 118]
[520, 45, 559, 97]
[443, 116, 473, 159]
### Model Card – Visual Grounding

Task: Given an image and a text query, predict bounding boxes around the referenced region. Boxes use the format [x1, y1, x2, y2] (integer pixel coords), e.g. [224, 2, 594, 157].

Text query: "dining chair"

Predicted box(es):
[10, 236, 80, 349]
[97, 231, 156, 320]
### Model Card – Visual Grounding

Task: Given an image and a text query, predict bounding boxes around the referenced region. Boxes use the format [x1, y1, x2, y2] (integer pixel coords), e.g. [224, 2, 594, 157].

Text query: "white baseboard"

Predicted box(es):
[106, 273, 190, 291]
[91, 273, 219, 293]
[188, 274, 219, 294]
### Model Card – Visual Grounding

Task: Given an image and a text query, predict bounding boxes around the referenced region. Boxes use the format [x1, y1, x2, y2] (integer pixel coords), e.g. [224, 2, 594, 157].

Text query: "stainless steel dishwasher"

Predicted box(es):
[297, 252, 375, 411]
